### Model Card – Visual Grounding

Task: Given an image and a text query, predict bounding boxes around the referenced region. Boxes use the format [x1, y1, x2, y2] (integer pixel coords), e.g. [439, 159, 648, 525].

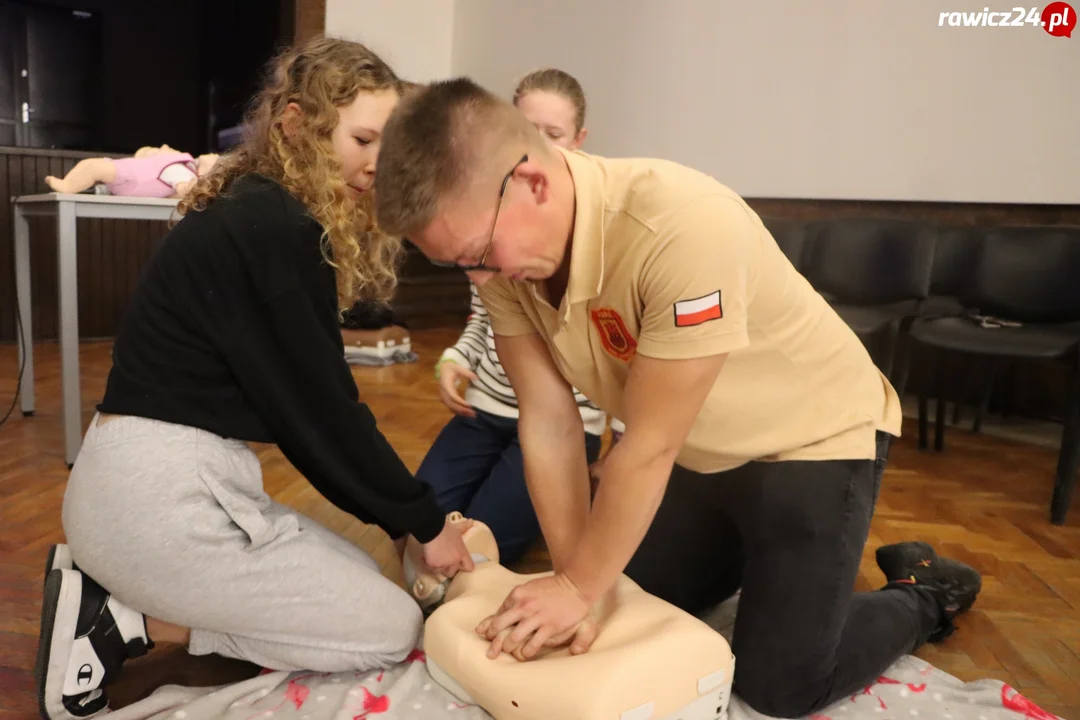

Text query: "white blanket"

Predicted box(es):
[98, 651, 1062, 720]
[103, 597, 1062, 720]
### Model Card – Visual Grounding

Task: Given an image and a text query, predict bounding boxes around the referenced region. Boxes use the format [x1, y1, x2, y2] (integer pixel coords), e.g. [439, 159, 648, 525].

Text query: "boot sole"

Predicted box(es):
[44, 545, 73, 588]
[948, 564, 983, 614]
[35, 569, 81, 720]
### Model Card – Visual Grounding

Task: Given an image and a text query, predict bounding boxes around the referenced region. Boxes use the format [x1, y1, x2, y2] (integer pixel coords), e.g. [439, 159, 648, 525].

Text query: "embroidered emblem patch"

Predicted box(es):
[673, 290, 723, 327]
[591, 308, 637, 362]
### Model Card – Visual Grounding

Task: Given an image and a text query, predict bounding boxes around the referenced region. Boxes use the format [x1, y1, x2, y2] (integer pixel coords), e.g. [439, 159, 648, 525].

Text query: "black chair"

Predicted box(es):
[923, 226, 984, 317]
[890, 226, 986, 402]
[909, 225, 1080, 525]
[801, 217, 936, 380]
[760, 215, 809, 271]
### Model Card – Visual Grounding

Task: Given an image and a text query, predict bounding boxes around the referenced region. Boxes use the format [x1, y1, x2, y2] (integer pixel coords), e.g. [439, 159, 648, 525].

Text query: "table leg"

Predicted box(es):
[56, 201, 81, 468]
[13, 204, 35, 416]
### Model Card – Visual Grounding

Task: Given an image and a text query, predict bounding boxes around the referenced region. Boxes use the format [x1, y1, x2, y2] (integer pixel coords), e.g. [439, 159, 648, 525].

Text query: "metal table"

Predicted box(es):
[12, 192, 180, 467]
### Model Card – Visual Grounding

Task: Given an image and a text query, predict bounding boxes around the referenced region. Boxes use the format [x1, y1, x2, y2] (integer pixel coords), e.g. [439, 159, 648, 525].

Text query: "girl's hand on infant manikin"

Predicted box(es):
[422, 517, 476, 580]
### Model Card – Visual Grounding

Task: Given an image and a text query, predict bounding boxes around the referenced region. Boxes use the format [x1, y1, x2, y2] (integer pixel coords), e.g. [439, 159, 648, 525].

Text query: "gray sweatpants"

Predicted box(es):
[62, 413, 423, 673]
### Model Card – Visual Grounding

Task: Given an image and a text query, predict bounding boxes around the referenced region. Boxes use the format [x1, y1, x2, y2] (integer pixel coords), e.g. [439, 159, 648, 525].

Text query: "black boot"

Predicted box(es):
[876, 541, 982, 643]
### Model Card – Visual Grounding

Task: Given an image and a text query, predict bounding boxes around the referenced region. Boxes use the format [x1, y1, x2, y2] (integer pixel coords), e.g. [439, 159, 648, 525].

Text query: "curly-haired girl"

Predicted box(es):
[35, 37, 473, 720]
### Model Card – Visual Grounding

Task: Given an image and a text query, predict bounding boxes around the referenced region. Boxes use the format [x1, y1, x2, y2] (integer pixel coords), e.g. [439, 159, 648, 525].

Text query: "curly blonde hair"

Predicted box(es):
[179, 36, 403, 307]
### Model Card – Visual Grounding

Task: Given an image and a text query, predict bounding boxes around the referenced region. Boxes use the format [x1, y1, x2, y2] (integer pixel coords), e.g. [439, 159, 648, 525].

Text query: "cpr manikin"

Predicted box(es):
[404, 513, 736, 720]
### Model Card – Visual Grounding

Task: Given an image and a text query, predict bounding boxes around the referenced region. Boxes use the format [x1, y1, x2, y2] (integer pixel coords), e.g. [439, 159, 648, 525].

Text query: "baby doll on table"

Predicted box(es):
[44, 144, 219, 199]
[404, 513, 736, 720]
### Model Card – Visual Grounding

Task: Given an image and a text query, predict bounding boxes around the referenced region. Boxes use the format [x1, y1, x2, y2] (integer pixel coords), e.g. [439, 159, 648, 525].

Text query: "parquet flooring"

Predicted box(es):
[1, 332, 1078, 719]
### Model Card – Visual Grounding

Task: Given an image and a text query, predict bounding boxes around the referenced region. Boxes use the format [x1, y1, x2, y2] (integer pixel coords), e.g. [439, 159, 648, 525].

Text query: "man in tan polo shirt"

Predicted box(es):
[374, 79, 982, 718]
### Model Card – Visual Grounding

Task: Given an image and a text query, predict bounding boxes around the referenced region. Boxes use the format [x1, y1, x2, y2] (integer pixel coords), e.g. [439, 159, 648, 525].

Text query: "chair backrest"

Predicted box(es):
[964, 225, 1080, 324]
[760, 215, 808, 270]
[930, 227, 983, 299]
[802, 217, 936, 305]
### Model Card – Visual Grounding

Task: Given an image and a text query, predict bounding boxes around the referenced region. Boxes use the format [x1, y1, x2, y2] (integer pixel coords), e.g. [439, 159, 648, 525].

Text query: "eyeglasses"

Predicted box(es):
[429, 154, 528, 272]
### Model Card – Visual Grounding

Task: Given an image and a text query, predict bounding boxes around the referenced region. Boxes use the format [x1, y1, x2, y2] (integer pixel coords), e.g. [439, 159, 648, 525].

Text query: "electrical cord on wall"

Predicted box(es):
[0, 291, 27, 429]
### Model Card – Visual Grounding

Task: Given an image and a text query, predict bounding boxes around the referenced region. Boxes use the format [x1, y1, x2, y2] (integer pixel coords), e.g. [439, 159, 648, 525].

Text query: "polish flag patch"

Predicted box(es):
[673, 290, 723, 327]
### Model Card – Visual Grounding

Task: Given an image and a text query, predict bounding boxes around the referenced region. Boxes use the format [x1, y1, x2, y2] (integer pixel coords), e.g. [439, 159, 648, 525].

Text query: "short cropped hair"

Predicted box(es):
[375, 77, 547, 238]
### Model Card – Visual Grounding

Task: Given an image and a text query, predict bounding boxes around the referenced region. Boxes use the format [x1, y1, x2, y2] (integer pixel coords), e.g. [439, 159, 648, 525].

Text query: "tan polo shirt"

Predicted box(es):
[478, 148, 902, 473]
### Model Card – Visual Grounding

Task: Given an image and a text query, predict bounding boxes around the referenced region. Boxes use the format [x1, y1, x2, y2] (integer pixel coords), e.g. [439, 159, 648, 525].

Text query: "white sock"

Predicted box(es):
[107, 596, 149, 645]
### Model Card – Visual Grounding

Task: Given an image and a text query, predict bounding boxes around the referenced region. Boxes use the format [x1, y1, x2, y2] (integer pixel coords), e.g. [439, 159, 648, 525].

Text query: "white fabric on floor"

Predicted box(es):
[102, 596, 1062, 720]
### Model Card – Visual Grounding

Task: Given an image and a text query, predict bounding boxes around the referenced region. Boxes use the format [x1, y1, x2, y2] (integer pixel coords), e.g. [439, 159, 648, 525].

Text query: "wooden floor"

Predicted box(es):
[1, 331, 1079, 719]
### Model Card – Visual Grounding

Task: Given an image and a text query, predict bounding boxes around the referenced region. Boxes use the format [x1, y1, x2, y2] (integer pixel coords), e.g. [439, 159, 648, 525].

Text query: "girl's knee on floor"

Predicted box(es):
[377, 597, 424, 665]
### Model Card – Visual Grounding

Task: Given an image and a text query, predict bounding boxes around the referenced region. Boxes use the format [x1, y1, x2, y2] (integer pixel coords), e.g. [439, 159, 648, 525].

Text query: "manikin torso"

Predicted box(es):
[404, 514, 735, 720]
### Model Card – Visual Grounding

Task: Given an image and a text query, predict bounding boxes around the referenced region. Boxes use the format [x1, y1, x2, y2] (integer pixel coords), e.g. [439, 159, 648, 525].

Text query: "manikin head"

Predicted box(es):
[180, 36, 404, 306]
[374, 78, 578, 288]
[512, 68, 588, 150]
[195, 153, 219, 176]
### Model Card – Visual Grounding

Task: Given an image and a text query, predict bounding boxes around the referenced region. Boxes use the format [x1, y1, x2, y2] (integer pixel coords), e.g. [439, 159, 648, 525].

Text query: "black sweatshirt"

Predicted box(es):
[97, 174, 447, 543]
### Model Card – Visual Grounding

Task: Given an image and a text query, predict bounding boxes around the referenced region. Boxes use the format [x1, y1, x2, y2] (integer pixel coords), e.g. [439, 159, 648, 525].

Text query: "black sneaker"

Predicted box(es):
[44, 545, 76, 588]
[876, 541, 982, 642]
[35, 568, 154, 719]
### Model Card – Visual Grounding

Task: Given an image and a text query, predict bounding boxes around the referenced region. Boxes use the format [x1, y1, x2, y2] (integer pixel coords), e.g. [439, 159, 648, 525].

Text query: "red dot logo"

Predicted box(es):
[1043, 1, 1076, 36]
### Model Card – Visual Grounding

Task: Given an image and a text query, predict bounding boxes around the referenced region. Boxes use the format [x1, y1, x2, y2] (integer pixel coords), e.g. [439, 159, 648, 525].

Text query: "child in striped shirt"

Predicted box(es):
[416, 282, 607, 565]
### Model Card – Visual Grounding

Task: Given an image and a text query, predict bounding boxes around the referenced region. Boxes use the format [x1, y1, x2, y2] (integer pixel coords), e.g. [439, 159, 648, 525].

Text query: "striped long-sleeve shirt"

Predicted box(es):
[440, 283, 609, 436]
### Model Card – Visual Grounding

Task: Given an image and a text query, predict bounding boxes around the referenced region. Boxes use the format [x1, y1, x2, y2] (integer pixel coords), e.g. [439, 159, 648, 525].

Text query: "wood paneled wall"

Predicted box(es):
[0, 147, 171, 344]
[0, 146, 470, 344]
[291, 0, 326, 45]
[395, 244, 471, 324]
[743, 197, 1080, 228]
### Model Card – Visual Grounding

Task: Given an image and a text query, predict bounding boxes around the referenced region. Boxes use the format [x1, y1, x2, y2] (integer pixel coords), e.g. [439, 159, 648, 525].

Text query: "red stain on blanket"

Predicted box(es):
[1001, 684, 1057, 719]
[351, 687, 390, 718]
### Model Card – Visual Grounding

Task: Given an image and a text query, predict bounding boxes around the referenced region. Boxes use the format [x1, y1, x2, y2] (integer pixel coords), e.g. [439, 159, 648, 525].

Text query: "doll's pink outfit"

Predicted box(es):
[106, 152, 196, 198]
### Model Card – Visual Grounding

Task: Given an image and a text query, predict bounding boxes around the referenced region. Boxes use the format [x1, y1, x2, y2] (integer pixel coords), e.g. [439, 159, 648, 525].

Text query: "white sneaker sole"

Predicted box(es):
[36, 568, 85, 720]
[44, 545, 73, 587]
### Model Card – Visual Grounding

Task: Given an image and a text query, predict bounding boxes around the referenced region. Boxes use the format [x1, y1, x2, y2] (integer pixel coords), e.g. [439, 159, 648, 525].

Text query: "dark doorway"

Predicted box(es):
[1, 0, 103, 149]
[0, 0, 295, 154]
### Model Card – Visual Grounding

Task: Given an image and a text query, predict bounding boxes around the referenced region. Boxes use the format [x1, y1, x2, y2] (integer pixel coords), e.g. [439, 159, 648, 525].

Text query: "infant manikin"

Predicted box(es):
[404, 513, 736, 720]
[44, 144, 219, 199]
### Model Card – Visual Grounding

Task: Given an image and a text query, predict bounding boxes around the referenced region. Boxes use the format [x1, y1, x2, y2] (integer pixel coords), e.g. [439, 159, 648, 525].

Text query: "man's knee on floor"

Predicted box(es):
[736, 680, 830, 719]
[734, 659, 834, 719]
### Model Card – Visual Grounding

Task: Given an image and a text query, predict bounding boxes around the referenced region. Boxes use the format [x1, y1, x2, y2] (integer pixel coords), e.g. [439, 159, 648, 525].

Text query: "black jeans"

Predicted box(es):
[624, 432, 939, 718]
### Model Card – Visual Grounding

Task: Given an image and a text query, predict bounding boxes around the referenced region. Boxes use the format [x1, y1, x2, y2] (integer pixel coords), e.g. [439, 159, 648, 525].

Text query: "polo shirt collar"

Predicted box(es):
[558, 147, 606, 312]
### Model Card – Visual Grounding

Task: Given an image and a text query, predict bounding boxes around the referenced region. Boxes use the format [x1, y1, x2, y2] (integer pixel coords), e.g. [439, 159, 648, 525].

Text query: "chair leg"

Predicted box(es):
[953, 355, 986, 426]
[879, 320, 900, 382]
[935, 397, 947, 452]
[934, 353, 948, 452]
[892, 333, 913, 400]
[918, 392, 929, 450]
[972, 360, 1001, 434]
[890, 316, 918, 400]
[1051, 359, 1080, 525]
[1000, 363, 1016, 421]
[917, 343, 933, 451]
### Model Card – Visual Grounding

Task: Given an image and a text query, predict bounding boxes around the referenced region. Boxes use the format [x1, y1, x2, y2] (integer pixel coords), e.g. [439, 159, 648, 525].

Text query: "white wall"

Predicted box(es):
[330, 0, 1079, 204]
[324, 0, 453, 83]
